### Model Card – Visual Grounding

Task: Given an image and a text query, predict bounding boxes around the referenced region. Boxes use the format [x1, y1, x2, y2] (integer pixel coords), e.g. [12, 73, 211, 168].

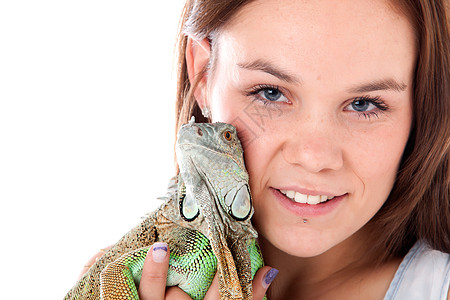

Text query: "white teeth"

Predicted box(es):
[286, 190, 295, 199]
[294, 192, 307, 203]
[308, 195, 321, 204]
[280, 189, 334, 205]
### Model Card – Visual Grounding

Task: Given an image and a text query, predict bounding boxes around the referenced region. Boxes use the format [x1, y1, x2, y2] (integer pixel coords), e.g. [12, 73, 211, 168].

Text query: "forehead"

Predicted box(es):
[216, 0, 416, 86]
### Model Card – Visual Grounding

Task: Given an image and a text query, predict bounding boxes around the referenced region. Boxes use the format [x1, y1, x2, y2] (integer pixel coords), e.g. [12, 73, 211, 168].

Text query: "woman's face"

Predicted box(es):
[198, 0, 416, 257]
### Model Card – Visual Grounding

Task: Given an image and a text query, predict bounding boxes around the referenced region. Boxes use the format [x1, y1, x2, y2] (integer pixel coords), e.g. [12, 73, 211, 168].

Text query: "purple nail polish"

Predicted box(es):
[152, 242, 168, 263]
[153, 244, 168, 252]
[262, 268, 279, 288]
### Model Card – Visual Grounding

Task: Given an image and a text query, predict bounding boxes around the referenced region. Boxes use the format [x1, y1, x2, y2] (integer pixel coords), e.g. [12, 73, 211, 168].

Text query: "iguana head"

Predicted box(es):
[176, 117, 254, 231]
[176, 118, 258, 298]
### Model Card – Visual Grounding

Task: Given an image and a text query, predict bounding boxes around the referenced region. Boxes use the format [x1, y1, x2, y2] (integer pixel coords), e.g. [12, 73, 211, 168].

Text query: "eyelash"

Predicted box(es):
[348, 95, 389, 120]
[246, 84, 288, 106]
[246, 85, 389, 119]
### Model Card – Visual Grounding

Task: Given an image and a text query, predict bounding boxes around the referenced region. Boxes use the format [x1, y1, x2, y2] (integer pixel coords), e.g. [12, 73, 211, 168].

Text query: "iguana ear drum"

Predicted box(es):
[230, 185, 252, 220]
[181, 192, 200, 221]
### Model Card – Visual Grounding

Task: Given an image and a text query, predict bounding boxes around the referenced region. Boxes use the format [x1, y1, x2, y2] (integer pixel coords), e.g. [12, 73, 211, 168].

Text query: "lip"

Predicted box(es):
[271, 187, 346, 217]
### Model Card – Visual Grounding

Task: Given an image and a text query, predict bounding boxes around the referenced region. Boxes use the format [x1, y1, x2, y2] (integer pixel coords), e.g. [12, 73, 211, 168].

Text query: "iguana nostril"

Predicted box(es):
[196, 127, 203, 136]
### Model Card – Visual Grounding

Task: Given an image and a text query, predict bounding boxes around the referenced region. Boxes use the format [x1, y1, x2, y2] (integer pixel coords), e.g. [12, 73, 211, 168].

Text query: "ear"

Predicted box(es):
[185, 37, 211, 109]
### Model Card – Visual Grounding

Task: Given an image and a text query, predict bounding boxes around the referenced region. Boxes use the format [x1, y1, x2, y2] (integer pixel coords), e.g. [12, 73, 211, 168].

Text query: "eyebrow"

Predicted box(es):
[348, 79, 407, 93]
[237, 59, 300, 84]
[238, 59, 407, 93]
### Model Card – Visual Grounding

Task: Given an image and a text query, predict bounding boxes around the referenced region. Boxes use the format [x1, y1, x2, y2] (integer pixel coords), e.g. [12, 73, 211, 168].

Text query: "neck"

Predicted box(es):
[259, 227, 396, 299]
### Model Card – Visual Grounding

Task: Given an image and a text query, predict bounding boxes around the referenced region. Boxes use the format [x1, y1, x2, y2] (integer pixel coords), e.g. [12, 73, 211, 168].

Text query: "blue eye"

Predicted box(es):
[247, 84, 289, 104]
[351, 99, 372, 112]
[262, 88, 283, 102]
[346, 96, 388, 119]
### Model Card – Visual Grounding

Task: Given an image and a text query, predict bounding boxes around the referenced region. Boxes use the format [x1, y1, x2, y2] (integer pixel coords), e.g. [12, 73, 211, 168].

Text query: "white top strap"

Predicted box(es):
[384, 241, 450, 300]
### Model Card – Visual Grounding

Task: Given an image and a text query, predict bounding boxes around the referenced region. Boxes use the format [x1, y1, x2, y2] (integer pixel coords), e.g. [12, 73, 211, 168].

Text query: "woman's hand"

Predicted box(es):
[78, 245, 113, 279]
[138, 242, 277, 300]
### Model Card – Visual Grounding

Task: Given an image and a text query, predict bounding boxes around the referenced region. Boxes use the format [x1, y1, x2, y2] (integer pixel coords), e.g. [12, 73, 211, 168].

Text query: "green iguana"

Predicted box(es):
[64, 118, 265, 300]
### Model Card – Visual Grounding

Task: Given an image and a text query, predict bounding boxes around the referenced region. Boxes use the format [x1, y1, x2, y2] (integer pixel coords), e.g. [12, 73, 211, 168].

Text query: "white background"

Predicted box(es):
[0, 1, 185, 298]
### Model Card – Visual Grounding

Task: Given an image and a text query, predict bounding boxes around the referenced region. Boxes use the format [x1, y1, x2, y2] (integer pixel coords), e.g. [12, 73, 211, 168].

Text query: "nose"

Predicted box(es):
[281, 114, 344, 173]
[193, 125, 203, 137]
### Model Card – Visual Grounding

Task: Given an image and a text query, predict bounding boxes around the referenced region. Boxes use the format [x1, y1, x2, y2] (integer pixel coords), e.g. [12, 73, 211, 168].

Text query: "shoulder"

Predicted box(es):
[411, 241, 450, 268]
[385, 241, 450, 300]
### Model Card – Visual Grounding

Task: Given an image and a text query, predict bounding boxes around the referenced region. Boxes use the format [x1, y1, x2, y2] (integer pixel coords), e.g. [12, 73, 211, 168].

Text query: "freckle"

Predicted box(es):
[316, 75, 321, 81]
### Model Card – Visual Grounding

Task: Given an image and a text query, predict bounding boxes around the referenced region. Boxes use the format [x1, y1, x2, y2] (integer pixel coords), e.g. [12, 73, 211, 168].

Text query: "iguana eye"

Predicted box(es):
[223, 130, 233, 141]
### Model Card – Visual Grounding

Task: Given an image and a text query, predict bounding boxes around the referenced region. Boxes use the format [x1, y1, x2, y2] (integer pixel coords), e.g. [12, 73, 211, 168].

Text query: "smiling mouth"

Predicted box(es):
[279, 189, 336, 205]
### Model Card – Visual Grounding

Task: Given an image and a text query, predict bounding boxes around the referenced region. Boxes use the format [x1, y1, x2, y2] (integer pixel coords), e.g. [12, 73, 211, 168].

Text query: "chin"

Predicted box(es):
[260, 226, 341, 258]
[283, 241, 336, 258]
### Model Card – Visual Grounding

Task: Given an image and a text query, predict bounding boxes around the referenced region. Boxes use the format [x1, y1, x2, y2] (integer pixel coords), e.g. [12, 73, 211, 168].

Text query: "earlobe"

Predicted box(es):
[186, 37, 211, 109]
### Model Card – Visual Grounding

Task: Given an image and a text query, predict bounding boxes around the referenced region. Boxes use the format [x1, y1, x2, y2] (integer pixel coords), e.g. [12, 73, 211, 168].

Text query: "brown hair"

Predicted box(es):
[369, 0, 450, 260]
[174, 0, 450, 260]
[174, 0, 255, 131]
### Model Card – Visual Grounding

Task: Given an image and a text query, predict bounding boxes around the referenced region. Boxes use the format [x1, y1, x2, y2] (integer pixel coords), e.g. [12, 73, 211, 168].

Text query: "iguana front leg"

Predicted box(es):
[100, 226, 218, 300]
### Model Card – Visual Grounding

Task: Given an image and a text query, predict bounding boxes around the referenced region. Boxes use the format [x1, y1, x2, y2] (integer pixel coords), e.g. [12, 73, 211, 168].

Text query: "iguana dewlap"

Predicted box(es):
[64, 118, 264, 300]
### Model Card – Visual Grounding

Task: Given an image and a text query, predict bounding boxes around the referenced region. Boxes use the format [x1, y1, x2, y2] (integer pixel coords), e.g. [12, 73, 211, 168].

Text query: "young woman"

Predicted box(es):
[85, 0, 449, 299]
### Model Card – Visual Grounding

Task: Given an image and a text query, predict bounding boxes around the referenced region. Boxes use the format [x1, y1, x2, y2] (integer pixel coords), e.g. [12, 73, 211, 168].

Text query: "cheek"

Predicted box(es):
[209, 85, 274, 149]
[350, 124, 411, 203]
[209, 87, 235, 122]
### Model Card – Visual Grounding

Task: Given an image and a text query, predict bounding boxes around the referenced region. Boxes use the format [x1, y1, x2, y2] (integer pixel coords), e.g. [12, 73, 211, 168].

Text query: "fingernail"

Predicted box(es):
[152, 242, 168, 263]
[262, 268, 279, 289]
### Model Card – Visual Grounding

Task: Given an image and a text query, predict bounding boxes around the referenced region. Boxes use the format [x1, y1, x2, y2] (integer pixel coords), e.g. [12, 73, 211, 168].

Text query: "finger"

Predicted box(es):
[165, 286, 194, 299]
[138, 242, 169, 300]
[203, 272, 219, 299]
[252, 266, 279, 300]
[78, 245, 113, 279]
